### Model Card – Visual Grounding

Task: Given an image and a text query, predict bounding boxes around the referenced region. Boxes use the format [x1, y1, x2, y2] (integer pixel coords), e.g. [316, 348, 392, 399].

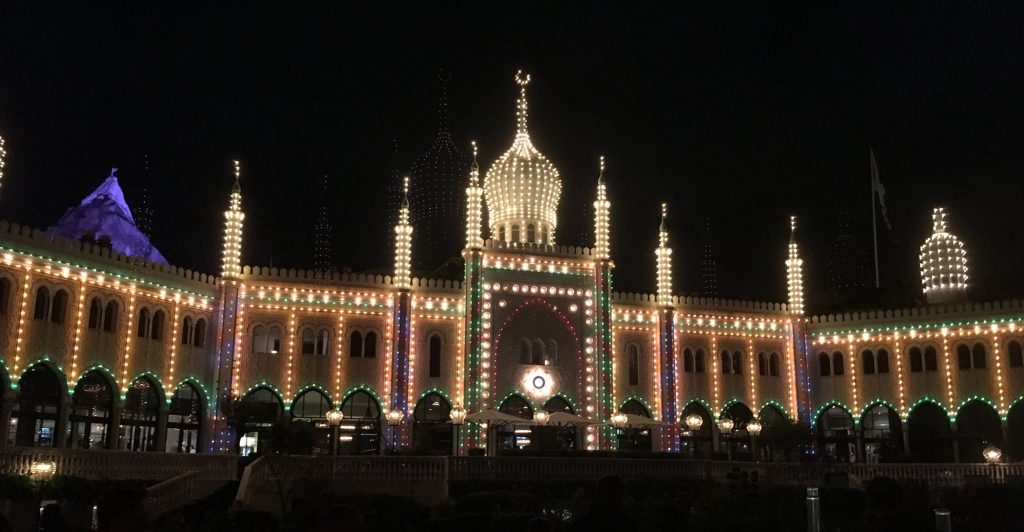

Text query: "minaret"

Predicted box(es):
[594, 156, 610, 260]
[655, 203, 673, 306]
[136, 154, 154, 238]
[0, 132, 7, 199]
[465, 142, 484, 250]
[221, 160, 244, 279]
[393, 177, 413, 289]
[592, 156, 615, 450]
[786, 216, 805, 315]
[389, 176, 414, 450]
[920, 207, 969, 304]
[213, 160, 245, 453]
[654, 203, 679, 452]
[313, 175, 333, 273]
[701, 217, 719, 297]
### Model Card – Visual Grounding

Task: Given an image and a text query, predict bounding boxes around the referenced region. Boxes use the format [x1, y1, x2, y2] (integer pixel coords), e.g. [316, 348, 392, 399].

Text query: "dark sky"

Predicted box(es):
[1, 3, 1023, 311]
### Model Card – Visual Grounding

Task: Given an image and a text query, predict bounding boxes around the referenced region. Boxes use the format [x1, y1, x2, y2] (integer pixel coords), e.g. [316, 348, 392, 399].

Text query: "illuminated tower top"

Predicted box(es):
[594, 156, 610, 260]
[484, 71, 562, 245]
[655, 203, 673, 306]
[786, 216, 805, 315]
[920, 207, 968, 304]
[221, 160, 244, 279]
[394, 177, 413, 289]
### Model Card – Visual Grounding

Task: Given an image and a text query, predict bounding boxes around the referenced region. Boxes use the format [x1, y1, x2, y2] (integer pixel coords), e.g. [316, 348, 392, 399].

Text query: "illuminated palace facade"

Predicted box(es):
[0, 73, 1022, 464]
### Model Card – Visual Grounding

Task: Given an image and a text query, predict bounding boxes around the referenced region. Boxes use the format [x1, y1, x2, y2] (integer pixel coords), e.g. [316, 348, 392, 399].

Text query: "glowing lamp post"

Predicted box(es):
[611, 412, 629, 451]
[747, 419, 763, 461]
[983, 444, 1002, 465]
[684, 414, 704, 457]
[449, 404, 467, 456]
[384, 409, 404, 453]
[719, 418, 735, 461]
[534, 411, 550, 426]
[29, 461, 56, 480]
[325, 409, 343, 455]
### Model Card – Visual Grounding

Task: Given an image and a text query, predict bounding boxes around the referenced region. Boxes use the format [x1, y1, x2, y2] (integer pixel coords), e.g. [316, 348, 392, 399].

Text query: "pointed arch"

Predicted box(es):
[758, 400, 791, 421]
[11, 363, 64, 447]
[122, 374, 164, 451]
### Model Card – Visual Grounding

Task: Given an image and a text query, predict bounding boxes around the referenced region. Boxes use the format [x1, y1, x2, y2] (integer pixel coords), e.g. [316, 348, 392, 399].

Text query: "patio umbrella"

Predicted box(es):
[465, 408, 533, 426]
[547, 411, 599, 427]
[603, 414, 670, 429]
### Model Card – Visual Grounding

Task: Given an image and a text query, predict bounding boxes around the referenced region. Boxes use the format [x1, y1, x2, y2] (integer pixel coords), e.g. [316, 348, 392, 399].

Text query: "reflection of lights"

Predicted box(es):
[514, 429, 532, 434]
[338, 436, 354, 442]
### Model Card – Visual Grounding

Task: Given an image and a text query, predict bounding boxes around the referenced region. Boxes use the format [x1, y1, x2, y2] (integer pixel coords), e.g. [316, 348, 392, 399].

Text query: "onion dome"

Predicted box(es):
[484, 71, 561, 245]
[919, 207, 968, 303]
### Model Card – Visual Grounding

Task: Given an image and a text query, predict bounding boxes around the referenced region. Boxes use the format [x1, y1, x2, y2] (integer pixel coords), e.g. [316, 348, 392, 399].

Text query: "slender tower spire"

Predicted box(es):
[594, 156, 611, 260]
[655, 203, 673, 306]
[221, 160, 244, 279]
[393, 176, 413, 289]
[465, 141, 484, 249]
[701, 217, 719, 297]
[0, 132, 7, 200]
[786, 216, 805, 315]
[515, 70, 531, 138]
[313, 175, 333, 272]
[137, 154, 154, 238]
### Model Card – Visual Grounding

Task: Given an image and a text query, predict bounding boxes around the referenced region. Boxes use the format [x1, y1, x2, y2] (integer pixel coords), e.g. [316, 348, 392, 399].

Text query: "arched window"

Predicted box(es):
[924, 346, 938, 371]
[909, 347, 923, 373]
[167, 382, 202, 453]
[49, 290, 68, 324]
[683, 348, 694, 373]
[338, 391, 381, 455]
[267, 326, 282, 355]
[877, 349, 890, 373]
[972, 343, 987, 369]
[10, 364, 62, 447]
[315, 328, 328, 355]
[292, 389, 331, 419]
[150, 310, 165, 340]
[88, 298, 102, 329]
[1009, 341, 1024, 368]
[122, 378, 160, 452]
[721, 351, 731, 374]
[531, 338, 545, 365]
[541, 227, 548, 245]
[519, 338, 532, 364]
[103, 301, 118, 332]
[862, 350, 875, 374]
[511, 224, 521, 243]
[957, 344, 971, 370]
[757, 352, 767, 376]
[731, 351, 742, 375]
[301, 328, 315, 355]
[628, 344, 640, 386]
[526, 224, 536, 243]
[252, 325, 267, 354]
[70, 371, 114, 449]
[33, 286, 50, 320]
[237, 388, 284, 456]
[181, 316, 193, 345]
[364, 331, 377, 358]
[349, 331, 363, 357]
[833, 352, 845, 376]
[137, 308, 150, 337]
[545, 339, 558, 366]
[819, 352, 831, 376]
[413, 393, 453, 454]
[193, 319, 206, 347]
[429, 334, 442, 378]
[769, 353, 779, 377]
[498, 225, 506, 242]
[695, 349, 706, 373]
[0, 277, 10, 314]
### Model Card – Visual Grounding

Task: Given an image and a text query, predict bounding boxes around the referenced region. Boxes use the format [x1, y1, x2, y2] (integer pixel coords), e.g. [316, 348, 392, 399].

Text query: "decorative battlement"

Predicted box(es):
[808, 298, 1024, 332]
[482, 238, 594, 259]
[241, 265, 463, 292]
[0, 220, 217, 289]
[612, 291, 789, 314]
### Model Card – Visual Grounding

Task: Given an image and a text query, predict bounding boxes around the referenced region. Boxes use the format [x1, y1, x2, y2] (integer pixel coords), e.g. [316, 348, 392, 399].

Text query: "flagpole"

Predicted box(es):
[871, 149, 880, 288]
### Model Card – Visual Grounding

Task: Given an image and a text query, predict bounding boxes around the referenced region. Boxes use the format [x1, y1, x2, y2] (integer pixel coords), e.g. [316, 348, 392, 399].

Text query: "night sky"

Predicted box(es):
[1, 4, 1023, 312]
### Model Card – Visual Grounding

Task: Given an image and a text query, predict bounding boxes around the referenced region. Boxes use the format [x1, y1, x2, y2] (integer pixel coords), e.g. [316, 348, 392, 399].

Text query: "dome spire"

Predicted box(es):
[515, 70, 531, 137]
[656, 203, 673, 306]
[594, 155, 610, 259]
[786, 215, 805, 315]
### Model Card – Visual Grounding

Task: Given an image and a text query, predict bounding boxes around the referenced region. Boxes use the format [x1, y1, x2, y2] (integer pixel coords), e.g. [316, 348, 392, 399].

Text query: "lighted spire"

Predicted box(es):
[786, 216, 805, 315]
[394, 176, 413, 289]
[920, 207, 968, 303]
[221, 160, 244, 279]
[515, 70, 531, 137]
[655, 203, 673, 306]
[0, 133, 6, 199]
[594, 155, 610, 260]
[465, 141, 484, 249]
[313, 174, 333, 272]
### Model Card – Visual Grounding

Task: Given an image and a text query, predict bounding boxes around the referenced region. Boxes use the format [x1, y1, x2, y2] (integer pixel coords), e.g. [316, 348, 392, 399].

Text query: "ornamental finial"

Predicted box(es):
[598, 155, 605, 184]
[231, 160, 241, 192]
[515, 70, 531, 136]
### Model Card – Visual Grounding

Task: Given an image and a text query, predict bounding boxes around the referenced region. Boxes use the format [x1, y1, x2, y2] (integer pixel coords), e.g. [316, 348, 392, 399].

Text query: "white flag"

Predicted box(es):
[870, 148, 892, 230]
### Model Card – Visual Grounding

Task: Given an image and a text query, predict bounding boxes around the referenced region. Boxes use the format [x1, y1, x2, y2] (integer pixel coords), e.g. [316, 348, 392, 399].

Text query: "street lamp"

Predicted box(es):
[450, 403, 467, 456]
[719, 418, 734, 461]
[983, 444, 1002, 464]
[685, 413, 704, 431]
[611, 412, 629, 451]
[325, 409, 344, 455]
[29, 461, 56, 480]
[534, 411, 550, 426]
[384, 409, 404, 453]
[747, 419, 763, 461]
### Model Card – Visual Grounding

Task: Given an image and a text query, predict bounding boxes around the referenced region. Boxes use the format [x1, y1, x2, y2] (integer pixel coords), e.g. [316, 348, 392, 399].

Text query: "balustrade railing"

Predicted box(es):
[144, 471, 198, 518]
[0, 447, 238, 480]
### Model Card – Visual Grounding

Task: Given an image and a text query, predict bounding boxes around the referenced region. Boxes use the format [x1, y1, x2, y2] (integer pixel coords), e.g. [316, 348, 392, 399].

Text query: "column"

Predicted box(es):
[388, 290, 412, 450]
[658, 307, 680, 452]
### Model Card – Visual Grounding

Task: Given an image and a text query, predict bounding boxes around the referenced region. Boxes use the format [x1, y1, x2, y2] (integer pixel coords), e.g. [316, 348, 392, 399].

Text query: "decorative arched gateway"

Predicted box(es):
[861, 403, 903, 463]
[412, 393, 453, 455]
[120, 377, 162, 451]
[757, 404, 788, 462]
[955, 400, 1002, 463]
[166, 382, 203, 453]
[9, 364, 63, 447]
[291, 388, 333, 455]
[680, 401, 714, 458]
[720, 402, 754, 460]
[497, 394, 534, 451]
[69, 370, 116, 449]
[907, 401, 953, 462]
[533, 396, 577, 451]
[236, 387, 283, 456]
[617, 399, 653, 452]
[815, 405, 855, 463]
[338, 390, 381, 455]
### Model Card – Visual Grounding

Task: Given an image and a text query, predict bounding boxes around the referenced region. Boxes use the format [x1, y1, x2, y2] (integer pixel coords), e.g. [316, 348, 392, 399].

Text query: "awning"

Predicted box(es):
[465, 409, 533, 426]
